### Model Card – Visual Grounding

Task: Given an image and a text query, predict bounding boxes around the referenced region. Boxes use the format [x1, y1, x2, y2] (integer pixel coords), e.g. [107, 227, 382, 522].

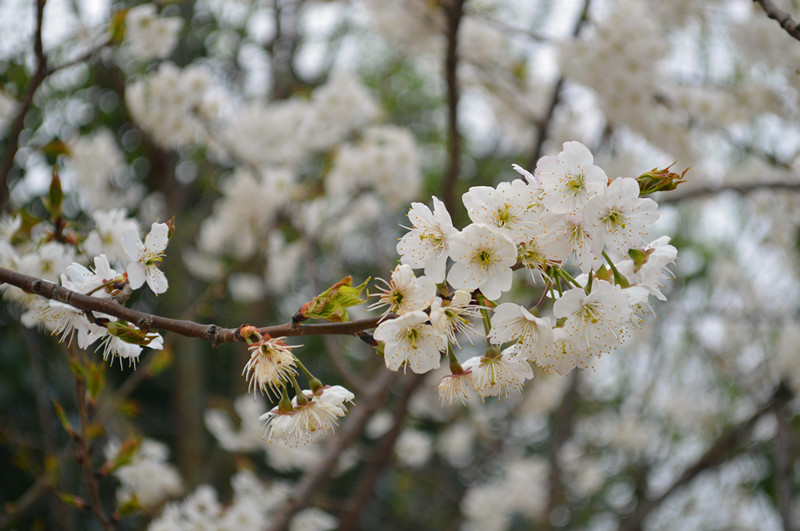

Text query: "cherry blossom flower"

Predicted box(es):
[447, 224, 517, 300]
[260, 387, 354, 446]
[122, 222, 170, 295]
[461, 348, 533, 398]
[369, 264, 436, 318]
[488, 303, 553, 361]
[429, 289, 482, 345]
[534, 327, 592, 375]
[534, 141, 608, 214]
[124, 4, 183, 61]
[396, 197, 458, 283]
[438, 370, 475, 406]
[32, 287, 105, 349]
[97, 328, 163, 369]
[622, 236, 678, 301]
[583, 177, 659, 254]
[64, 255, 119, 297]
[373, 311, 447, 373]
[462, 179, 541, 242]
[554, 280, 631, 354]
[242, 336, 298, 398]
[538, 212, 604, 273]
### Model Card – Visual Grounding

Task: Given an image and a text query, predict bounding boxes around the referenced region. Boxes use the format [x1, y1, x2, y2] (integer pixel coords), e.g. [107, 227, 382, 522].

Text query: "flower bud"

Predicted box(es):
[636, 164, 688, 195]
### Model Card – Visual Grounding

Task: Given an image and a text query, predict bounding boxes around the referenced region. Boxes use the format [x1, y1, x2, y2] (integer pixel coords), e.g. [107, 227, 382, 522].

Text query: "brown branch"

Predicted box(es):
[528, 0, 592, 169]
[266, 369, 398, 531]
[772, 386, 794, 531]
[69, 347, 112, 530]
[0, 267, 384, 345]
[657, 181, 800, 204]
[442, 0, 466, 214]
[338, 372, 427, 530]
[753, 0, 800, 42]
[619, 383, 792, 531]
[0, 0, 47, 212]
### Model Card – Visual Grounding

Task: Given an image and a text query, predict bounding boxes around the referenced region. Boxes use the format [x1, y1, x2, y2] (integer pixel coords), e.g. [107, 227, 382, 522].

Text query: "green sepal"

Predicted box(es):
[299, 276, 370, 322]
[636, 164, 688, 195]
[106, 321, 157, 346]
[628, 248, 651, 273]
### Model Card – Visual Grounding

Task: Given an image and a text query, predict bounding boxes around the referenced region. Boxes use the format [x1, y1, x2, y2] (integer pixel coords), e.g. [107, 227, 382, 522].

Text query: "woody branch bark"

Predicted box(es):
[0, 267, 384, 344]
[753, 0, 800, 42]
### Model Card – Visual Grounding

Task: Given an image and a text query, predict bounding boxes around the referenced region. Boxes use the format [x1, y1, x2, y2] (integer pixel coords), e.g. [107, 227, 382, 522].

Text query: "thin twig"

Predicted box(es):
[0, 0, 47, 212]
[528, 0, 592, 169]
[69, 346, 112, 530]
[772, 385, 794, 531]
[442, 0, 466, 214]
[753, 0, 800, 42]
[0, 266, 385, 345]
[658, 181, 800, 204]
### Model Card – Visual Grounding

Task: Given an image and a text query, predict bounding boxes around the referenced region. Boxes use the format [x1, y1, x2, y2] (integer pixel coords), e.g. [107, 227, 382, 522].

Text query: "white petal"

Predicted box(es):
[121, 229, 144, 261]
[144, 222, 170, 253]
[146, 266, 169, 294]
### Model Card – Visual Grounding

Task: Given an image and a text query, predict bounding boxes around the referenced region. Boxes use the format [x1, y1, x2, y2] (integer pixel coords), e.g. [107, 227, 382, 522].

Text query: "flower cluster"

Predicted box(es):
[372, 141, 677, 404]
[4, 221, 172, 368]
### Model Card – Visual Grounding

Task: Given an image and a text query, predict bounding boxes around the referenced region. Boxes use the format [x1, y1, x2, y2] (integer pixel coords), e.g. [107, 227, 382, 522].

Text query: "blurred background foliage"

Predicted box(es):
[1, 0, 800, 529]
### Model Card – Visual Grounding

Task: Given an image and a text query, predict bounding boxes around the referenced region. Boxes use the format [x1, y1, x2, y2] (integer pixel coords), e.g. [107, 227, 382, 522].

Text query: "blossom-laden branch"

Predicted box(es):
[658, 180, 800, 204]
[0, 266, 384, 345]
[753, 0, 800, 42]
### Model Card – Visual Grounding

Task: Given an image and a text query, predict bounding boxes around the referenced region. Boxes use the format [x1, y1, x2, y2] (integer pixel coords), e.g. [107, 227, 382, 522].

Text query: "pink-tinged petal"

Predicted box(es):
[126, 262, 147, 289]
[146, 266, 169, 294]
[121, 229, 144, 262]
[144, 222, 170, 253]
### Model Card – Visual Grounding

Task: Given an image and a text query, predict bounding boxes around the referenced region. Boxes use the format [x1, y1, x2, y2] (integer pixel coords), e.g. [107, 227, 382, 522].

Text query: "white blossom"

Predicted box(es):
[123, 221, 170, 294]
[461, 348, 533, 398]
[447, 224, 517, 300]
[373, 311, 447, 374]
[396, 197, 458, 283]
[369, 264, 436, 317]
[534, 141, 608, 214]
[124, 4, 183, 61]
[554, 280, 631, 354]
[242, 336, 298, 398]
[488, 302, 553, 361]
[583, 176, 659, 254]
